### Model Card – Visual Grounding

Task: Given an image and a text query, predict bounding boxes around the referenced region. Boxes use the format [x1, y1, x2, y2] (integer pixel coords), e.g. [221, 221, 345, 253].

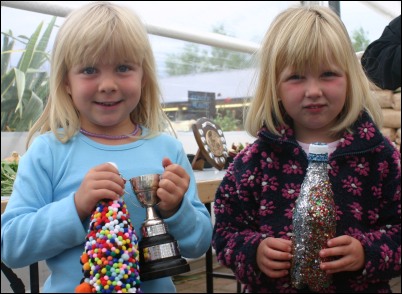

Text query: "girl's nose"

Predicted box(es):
[98, 73, 118, 93]
[305, 79, 323, 98]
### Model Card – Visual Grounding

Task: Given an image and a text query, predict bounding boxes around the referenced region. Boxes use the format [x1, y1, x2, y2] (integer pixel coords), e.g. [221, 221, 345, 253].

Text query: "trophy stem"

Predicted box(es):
[146, 206, 159, 221]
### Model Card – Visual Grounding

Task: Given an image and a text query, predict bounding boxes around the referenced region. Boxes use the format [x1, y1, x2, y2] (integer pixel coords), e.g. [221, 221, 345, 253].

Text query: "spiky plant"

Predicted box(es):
[1, 16, 56, 131]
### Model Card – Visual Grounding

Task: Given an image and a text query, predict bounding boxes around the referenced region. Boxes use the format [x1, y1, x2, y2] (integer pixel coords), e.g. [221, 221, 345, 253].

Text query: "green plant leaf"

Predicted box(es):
[30, 16, 56, 70]
[14, 90, 43, 131]
[18, 21, 43, 73]
[13, 67, 26, 116]
[1, 30, 14, 77]
[1, 17, 56, 132]
[1, 68, 15, 97]
[1, 90, 18, 111]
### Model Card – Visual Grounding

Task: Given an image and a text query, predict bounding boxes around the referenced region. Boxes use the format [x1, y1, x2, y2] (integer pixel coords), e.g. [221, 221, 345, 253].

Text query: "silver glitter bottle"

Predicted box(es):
[291, 142, 336, 292]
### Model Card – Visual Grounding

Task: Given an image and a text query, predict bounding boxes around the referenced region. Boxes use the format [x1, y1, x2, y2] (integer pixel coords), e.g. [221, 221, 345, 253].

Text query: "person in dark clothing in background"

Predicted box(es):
[361, 15, 401, 91]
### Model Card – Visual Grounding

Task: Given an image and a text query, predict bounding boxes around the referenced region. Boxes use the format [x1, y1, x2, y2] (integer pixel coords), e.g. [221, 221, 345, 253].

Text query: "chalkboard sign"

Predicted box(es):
[188, 91, 216, 118]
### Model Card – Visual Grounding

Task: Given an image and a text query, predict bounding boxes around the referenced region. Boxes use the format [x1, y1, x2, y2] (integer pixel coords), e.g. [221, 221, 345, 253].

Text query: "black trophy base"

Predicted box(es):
[140, 257, 190, 281]
[139, 234, 191, 281]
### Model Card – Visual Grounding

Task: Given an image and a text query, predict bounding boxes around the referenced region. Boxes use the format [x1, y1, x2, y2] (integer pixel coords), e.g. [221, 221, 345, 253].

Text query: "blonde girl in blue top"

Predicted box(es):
[1, 2, 212, 292]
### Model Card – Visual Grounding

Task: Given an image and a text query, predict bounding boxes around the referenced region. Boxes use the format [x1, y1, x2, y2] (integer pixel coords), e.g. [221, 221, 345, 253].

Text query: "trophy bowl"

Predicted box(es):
[130, 174, 190, 281]
[131, 173, 160, 207]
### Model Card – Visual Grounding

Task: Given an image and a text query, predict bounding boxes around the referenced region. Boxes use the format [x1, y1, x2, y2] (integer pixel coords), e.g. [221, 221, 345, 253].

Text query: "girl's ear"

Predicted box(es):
[65, 79, 72, 95]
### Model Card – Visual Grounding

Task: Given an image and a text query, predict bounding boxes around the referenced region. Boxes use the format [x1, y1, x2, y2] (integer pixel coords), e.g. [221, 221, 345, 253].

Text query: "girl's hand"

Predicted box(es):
[74, 162, 125, 220]
[256, 237, 292, 278]
[157, 157, 190, 218]
[320, 235, 365, 274]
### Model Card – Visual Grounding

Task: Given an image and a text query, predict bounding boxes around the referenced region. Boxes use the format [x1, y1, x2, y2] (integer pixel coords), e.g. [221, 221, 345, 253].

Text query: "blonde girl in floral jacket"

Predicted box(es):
[212, 5, 401, 293]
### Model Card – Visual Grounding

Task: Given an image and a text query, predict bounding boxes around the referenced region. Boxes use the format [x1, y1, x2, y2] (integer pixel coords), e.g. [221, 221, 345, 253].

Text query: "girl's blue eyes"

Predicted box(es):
[83, 67, 96, 75]
[287, 72, 337, 80]
[322, 71, 337, 77]
[82, 65, 132, 74]
[117, 65, 131, 72]
[289, 75, 301, 80]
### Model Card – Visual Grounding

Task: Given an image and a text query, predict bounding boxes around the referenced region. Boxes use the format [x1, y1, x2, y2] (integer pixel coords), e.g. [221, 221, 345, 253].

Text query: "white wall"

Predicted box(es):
[1, 132, 30, 159]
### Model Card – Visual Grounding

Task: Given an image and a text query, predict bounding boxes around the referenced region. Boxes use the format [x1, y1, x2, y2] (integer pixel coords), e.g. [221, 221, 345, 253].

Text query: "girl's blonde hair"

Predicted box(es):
[27, 1, 173, 147]
[244, 5, 382, 137]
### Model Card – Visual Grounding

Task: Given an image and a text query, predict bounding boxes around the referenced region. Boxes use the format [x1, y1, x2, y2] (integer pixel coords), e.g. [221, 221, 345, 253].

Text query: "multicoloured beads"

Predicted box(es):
[75, 199, 141, 293]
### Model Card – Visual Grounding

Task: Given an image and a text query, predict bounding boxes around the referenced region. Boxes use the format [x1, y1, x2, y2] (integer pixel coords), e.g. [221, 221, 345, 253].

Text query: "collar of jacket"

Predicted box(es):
[257, 111, 385, 158]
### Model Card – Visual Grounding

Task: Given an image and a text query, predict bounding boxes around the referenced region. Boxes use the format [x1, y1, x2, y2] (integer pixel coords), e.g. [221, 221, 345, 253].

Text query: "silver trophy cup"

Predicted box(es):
[130, 174, 190, 281]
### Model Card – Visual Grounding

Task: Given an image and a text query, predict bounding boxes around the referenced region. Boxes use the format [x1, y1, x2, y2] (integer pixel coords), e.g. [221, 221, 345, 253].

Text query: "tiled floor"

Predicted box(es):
[173, 260, 401, 293]
[173, 264, 240, 293]
[1, 258, 399, 293]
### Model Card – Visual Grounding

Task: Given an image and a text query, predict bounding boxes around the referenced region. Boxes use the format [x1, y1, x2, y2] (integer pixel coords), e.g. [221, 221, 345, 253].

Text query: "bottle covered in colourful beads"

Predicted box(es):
[291, 142, 336, 292]
[75, 198, 141, 293]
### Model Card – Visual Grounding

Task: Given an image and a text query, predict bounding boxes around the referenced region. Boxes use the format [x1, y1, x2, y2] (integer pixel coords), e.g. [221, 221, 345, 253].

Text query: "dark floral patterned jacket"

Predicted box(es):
[212, 112, 401, 293]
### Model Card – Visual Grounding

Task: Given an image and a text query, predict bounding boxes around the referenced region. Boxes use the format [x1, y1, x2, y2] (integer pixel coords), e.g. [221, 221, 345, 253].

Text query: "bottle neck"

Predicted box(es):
[307, 153, 328, 162]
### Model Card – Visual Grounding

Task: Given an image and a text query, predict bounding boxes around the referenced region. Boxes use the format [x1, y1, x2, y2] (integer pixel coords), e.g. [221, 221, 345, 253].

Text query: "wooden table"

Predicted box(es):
[194, 168, 226, 204]
[1, 197, 8, 214]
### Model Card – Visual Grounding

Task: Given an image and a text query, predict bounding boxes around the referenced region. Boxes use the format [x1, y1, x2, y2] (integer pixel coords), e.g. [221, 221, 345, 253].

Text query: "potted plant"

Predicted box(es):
[1, 18, 56, 205]
[1, 16, 56, 133]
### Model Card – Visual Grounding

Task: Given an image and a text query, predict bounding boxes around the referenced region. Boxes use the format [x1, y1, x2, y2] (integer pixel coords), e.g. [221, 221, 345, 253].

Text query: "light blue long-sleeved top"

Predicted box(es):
[1, 129, 213, 293]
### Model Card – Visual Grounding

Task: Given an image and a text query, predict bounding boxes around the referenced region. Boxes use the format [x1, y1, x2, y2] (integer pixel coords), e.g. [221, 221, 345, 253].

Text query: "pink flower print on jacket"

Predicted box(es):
[349, 275, 370, 292]
[223, 248, 234, 265]
[214, 198, 232, 215]
[349, 202, 363, 221]
[335, 204, 343, 221]
[235, 252, 247, 277]
[276, 125, 293, 140]
[260, 151, 280, 170]
[379, 244, 393, 271]
[342, 176, 363, 196]
[348, 156, 370, 176]
[240, 168, 260, 188]
[282, 160, 303, 175]
[371, 184, 383, 200]
[241, 143, 259, 163]
[367, 208, 380, 224]
[281, 183, 300, 200]
[278, 225, 293, 240]
[261, 174, 279, 193]
[378, 160, 390, 180]
[358, 121, 376, 140]
[339, 132, 354, 148]
[329, 160, 339, 177]
[284, 203, 295, 219]
[259, 199, 275, 216]
[260, 224, 275, 237]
